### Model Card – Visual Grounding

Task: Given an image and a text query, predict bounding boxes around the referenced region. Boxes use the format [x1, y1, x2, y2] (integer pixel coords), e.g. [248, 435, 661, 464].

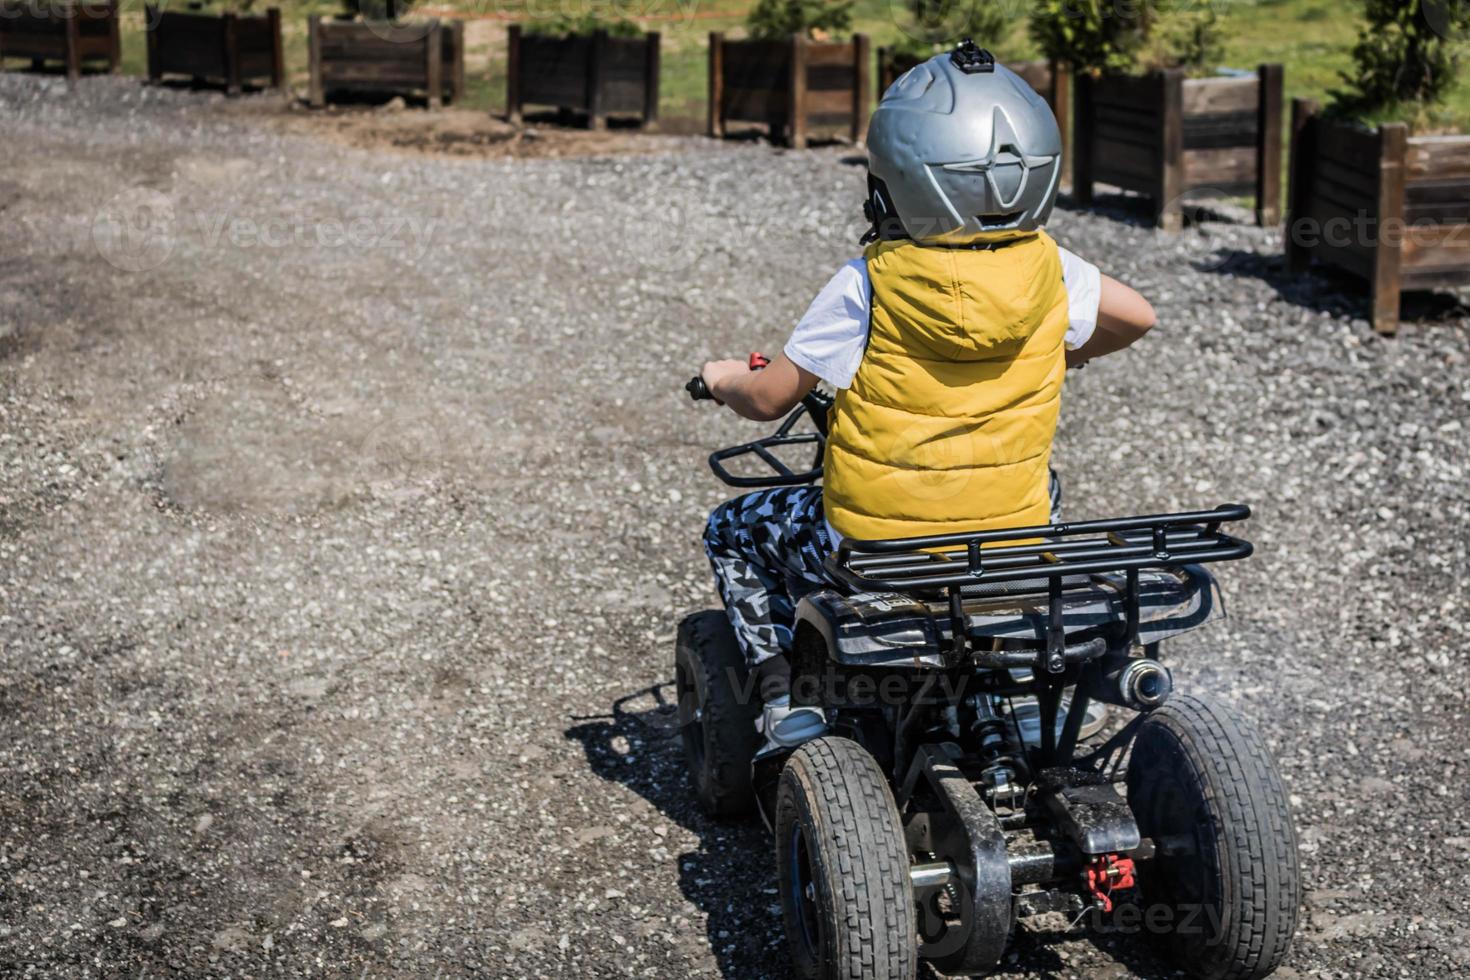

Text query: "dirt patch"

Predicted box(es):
[217, 94, 710, 160]
[4, 71, 1470, 979]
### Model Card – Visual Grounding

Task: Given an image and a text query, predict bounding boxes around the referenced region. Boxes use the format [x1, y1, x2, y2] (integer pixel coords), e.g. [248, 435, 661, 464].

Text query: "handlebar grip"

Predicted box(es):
[688, 353, 765, 402]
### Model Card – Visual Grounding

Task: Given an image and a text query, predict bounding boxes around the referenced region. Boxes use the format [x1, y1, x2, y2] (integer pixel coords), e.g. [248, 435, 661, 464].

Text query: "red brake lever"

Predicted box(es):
[748, 352, 770, 370]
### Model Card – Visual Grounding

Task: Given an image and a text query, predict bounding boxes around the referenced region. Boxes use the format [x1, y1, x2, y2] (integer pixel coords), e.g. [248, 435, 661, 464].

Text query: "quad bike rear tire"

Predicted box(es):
[675, 610, 760, 817]
[1126, 694, 1301, 980]
[776, 737, 917, 980]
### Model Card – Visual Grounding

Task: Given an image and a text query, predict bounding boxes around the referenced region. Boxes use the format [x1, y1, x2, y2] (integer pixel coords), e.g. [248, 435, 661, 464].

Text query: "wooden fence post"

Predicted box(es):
[308, 15, 324, 108]
[1052, 60, 1071, 191]
[145, 3, 160, 82]
[587, 28, 607, 130]
[268, 7, 284, 89]
[105, 2, 120, 72]
[643, 32, 660, 130]
[1284, 98, 1319, 276]
[506, 24, 522, 124]
[425, 19, 442, 110]
[1073, 71, 1094, 205]
[1371, 123, 1409, 335]
[223, 12, 241, 95]
[63, 7, 80, 81]
[789, 33, 808, 149]
[1156, 68, 1185, 231]
[851, 33, 870, 145]
[1256, 63, 1284, 226]
[449, 20, 464, 104]
[707, 32, 724, 138]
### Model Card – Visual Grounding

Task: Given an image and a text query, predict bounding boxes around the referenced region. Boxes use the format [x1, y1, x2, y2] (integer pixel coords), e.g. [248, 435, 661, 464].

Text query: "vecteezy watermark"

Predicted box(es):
[90, 194, 439, 273]
[1288, 210, 1470, 252]
[91, 191, 178, 274]
[1422, 0, 1469, 40]
[694, 665, 994, 718]
[356, 412, 446, 496]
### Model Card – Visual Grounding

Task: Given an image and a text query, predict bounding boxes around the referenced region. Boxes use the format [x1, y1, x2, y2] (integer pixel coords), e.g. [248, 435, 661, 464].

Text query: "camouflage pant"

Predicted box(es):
[702, 473, 1064, 671]
[702, 485, 835, 671]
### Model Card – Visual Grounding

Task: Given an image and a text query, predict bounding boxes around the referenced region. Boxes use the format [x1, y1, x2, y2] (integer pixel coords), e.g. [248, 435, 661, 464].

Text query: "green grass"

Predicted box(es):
[102, 0, 1469, 129]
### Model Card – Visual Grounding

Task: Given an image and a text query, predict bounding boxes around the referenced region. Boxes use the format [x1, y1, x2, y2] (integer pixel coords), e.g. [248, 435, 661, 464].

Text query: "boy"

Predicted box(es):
[701, 42, 1157, 751]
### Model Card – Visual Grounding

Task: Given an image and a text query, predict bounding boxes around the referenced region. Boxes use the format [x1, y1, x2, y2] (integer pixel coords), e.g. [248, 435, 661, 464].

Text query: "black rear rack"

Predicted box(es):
[826, 505, 1253, 673]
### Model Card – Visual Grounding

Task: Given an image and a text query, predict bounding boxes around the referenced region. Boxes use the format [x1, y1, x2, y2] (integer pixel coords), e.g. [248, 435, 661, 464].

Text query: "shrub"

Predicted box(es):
[746, 0, 853, 40]
[1029, 0, 1154, 74]
[524, 14, 643, 38]
[894, 0, 1017, 60]
[1332, 0, 1470, 126]
[1140, 6, 1224, 75]
[1030, 0, 1223, 75]
[339, 0, 413, 20]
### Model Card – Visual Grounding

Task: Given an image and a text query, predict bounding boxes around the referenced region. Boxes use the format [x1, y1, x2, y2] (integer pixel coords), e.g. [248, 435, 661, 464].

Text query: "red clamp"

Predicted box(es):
[1083, 854, 1136, 913]
[748, 352, 771, 371]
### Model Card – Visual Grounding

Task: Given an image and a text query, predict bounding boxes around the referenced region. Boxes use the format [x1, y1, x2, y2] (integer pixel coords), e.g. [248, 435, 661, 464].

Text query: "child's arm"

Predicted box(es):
[701, 353, 819, 422]
[1066, 275, 1156, 368]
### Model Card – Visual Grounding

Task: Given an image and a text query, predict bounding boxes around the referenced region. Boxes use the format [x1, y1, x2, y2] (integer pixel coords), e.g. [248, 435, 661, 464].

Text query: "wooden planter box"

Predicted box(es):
[1285, 100, 1470, 335]
[876, 48, 1071, 183]
[145, 6, 283, 94]
[505, 26, 659, 130]
[307, 16, 464, 109]
[1074, 64, 1284, 230]
[707, 32, 871, 148]
[0, 1, 119, 80]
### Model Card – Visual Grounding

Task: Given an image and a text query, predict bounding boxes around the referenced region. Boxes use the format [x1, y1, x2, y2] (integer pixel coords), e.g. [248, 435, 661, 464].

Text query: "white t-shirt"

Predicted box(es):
[784, 245, 1102, 390]
[784, 244, 1102, 546]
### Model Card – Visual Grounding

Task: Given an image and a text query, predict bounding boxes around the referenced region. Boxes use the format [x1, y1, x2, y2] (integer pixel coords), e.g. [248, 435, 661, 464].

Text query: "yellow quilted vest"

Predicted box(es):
[823, 232, 1070, 542]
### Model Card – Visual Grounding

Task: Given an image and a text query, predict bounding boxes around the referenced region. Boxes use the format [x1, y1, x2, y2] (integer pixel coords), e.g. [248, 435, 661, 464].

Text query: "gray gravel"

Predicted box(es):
[2, 72, 1469, 979]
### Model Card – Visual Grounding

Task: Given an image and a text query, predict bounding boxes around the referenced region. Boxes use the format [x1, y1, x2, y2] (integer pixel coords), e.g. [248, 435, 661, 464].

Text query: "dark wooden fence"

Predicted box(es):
[506, 26, 659, 129]
[1285, 99, 1470, 335]
[308, 16, 464, 109]
[1074, 64, 1284, 230]
[145, 6, 282, 94]
[708, 33, 871, 148]
[876, 50, 1071, 185]
[0, 0, 119, 80]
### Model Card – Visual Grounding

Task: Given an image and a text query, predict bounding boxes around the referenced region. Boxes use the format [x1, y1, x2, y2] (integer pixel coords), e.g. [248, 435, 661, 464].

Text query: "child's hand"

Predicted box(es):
[701, 358, 751, 403]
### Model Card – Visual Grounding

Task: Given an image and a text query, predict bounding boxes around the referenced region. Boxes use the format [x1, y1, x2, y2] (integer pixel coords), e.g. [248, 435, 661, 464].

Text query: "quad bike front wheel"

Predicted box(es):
[776, 737, 917, 980]
[675, 611, 761, 817]
[1126, 693, 1302, 980]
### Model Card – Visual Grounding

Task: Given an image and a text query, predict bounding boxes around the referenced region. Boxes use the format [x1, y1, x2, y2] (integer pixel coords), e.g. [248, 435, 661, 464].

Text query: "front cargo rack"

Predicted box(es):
[826, 505, 1254, 672]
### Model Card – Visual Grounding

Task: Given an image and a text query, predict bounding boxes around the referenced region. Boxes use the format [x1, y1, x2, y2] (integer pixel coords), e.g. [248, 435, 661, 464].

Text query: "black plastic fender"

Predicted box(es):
[793, 590, 947, 669]
[900, 744, 1012, 974]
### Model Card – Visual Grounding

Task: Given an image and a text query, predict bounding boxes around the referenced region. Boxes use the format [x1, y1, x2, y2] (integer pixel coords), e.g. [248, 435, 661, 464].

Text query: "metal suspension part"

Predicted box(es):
[970, 694, 1025, 807]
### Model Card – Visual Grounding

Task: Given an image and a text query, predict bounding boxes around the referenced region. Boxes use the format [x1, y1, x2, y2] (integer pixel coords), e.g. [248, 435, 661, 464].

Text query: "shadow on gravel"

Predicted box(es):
[1199, 248, 1470, 325]
[565, 682, 784, 979]
[1055, 190, 1243, 231]
[566, 686, 1178, 980]
[149, 77, 276, 97]
[516, 108, 659, 131]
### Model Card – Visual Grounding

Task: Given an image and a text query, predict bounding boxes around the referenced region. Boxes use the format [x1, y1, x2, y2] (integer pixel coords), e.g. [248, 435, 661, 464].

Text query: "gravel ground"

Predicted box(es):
[2, 73, 1469, 979]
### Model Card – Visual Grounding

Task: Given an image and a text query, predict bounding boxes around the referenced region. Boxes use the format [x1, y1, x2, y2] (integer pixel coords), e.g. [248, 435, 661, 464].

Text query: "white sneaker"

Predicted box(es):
[758, 695, 828, 750]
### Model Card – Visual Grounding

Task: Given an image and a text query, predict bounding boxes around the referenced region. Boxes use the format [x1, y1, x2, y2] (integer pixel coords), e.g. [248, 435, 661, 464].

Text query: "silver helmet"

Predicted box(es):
[865, 41, 1063, 246]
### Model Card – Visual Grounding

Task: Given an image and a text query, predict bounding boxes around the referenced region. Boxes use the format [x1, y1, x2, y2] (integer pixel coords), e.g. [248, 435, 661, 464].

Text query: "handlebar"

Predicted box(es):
[687, 352, 770, 401]
[687, 352, 831, 488]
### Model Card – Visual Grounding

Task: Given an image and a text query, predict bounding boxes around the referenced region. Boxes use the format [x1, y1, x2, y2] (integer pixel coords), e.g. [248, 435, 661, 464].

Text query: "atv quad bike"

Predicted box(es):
[678, 361, 1302, 980]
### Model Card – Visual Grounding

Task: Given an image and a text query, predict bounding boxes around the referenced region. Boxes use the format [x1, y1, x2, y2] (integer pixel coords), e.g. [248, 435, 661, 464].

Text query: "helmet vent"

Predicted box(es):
[979, 211, 1023, 230]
